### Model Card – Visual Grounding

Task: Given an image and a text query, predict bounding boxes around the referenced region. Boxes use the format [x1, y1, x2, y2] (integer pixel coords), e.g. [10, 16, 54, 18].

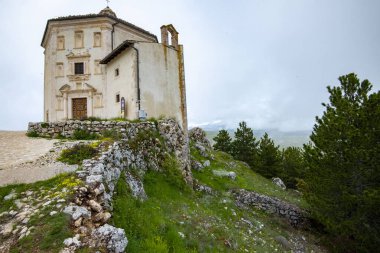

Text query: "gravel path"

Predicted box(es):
[0, 131, 78, 186]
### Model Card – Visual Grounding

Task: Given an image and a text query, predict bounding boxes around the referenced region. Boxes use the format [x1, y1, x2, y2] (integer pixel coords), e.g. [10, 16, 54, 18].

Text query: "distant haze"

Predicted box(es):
[0, 0, 379, 131]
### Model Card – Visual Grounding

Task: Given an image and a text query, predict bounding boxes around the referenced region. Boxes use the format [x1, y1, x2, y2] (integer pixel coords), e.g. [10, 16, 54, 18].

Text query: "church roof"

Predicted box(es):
[100, 40, 134, 64]
[41, 9, 158, 46]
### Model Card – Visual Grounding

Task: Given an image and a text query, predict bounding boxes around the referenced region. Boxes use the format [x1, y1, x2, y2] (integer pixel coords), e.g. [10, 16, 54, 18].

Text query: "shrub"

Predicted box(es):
[26, 130, 39, 138]
[101, 128, 123, 141]
[40, 122, 49, 128]
[72, 129, 99, 140]
[57, 144, 98, 165]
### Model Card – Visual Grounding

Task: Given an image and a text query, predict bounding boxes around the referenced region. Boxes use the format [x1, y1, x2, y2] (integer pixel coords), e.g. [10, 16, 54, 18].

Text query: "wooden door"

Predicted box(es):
[72, 98, 87, 120]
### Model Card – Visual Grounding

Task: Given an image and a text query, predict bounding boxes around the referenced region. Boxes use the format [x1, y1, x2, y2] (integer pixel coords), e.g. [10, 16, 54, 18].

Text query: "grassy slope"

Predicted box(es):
[112, 149, 322, 252]
[0, 173, 80, 253]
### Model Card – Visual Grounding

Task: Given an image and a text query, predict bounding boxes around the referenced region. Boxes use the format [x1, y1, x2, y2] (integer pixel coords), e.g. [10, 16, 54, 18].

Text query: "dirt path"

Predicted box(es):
[0, 131, 78, 186]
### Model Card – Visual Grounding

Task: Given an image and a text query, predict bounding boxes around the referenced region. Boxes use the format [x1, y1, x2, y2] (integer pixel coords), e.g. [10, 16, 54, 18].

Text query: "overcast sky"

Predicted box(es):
[0, 0, 379, 131]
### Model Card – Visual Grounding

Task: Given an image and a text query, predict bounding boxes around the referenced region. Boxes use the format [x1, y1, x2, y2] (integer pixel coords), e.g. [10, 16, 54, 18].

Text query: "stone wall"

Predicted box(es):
[231, 189, 308, 227]
[28, 120, 152, 139]
[53, 119, 191, 252]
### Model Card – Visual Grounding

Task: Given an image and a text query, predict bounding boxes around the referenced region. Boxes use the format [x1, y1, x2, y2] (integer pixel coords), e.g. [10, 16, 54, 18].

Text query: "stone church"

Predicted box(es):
[42, 6, 188, 130]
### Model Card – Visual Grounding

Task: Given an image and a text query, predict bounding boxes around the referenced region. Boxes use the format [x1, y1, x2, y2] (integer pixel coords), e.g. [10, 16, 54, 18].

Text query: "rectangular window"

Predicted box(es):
[56, 62, 64, 77]
[75, 31, 84, 48]
[57, 36, 65, 50]
[115, 68, 119, 77]
[116, 94, 120, 103]
[74, 62, 84, 75]
[94, 32, 101, 47]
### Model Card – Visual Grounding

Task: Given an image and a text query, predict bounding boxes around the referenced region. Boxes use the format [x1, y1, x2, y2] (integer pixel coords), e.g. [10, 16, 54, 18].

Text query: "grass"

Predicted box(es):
[191, 146, 308, 209]
[0, 173, 81, 252]
[57, 144, 98, 165]
[112, 154, 322, 252]
[72, 129, 100, 140]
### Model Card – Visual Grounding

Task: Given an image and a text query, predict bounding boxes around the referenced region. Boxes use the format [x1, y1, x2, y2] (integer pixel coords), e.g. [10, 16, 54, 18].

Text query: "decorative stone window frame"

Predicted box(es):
[55, 62, 64, 77]
[66, 52, 91, 82]
[93, 32, 102, 47]
[57, 36, 65, 50]
[94, 93, 103, 108]
[74, 31, 84, 49]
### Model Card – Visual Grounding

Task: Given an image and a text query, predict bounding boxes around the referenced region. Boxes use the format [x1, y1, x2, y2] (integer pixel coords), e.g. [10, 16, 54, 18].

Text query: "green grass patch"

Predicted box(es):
[72, 129, 100, 140]
[26, 130, 39, 138]
[10, 213, 72, 253]
[191, 147, 308, 209]
[57, 144, 98, 165]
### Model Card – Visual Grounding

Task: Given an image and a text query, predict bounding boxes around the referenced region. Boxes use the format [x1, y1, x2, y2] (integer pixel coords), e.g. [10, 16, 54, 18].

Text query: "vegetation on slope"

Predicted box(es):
[0, 173, 81, 252]
[112, 148, 323, 252]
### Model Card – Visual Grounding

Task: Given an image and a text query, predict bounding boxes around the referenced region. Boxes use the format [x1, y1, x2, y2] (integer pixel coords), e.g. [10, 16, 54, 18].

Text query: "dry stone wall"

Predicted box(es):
[35, 119, 192, 252]
[231, 189, 308, 227]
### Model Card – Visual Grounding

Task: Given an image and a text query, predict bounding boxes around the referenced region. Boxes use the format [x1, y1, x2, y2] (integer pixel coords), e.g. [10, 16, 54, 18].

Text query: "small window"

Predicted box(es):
[74, 62, 84, 75]
[57, 36, 65, 50]
[115, 68, 119, 77]
[116, 94, 120, 103]
[75, 31, 84, 48]
[94, 32, 101, 47]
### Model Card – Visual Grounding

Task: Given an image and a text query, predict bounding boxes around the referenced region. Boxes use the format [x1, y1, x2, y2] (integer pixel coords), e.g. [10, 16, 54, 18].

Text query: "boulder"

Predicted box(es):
[272, 177, 286, 190]
[90, 224, 128, 253]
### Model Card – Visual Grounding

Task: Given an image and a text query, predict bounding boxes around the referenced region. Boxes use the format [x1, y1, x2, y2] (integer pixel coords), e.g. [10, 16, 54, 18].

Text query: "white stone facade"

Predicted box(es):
[42, 7, 188, 131]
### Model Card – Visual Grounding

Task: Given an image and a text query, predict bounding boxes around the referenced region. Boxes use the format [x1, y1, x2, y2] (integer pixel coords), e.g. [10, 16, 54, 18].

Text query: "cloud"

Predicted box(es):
[0, 0, 379, 131]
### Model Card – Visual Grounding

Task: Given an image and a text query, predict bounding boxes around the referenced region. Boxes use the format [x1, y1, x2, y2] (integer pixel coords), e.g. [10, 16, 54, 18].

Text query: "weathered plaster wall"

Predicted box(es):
[104, 48, 138, 120]
[137, 43, 185, 129]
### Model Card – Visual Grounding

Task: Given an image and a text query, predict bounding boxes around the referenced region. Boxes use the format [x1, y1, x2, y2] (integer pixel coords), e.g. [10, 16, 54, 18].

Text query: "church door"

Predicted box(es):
[72, 98, 87, 120]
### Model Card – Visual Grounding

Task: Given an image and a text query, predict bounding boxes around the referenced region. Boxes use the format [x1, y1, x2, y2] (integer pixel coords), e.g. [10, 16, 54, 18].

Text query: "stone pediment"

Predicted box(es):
[59, 84, 71, 92]
[66, 51, 91, 59]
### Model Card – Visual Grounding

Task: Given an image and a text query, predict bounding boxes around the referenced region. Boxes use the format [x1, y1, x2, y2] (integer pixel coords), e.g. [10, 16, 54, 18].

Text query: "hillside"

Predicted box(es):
[0, 122, 325, 252]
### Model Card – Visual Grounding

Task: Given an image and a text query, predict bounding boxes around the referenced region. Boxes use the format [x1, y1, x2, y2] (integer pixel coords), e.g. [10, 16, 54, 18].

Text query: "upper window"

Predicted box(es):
[94, 32, 101, 47]
[74, 31, 84, 48]
[74, 62, 84, 75]
[57, 36, 65, 50]
[115, 68, 119, 77]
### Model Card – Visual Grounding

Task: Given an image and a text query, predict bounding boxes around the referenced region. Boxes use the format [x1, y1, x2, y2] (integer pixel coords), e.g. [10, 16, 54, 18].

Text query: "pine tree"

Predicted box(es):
[279, 147, 305, 189]
[256, 133, 281, 178]
[213, 129, 232, 153]
[304, 73, 380, 252]
[231, 121, 258, 167]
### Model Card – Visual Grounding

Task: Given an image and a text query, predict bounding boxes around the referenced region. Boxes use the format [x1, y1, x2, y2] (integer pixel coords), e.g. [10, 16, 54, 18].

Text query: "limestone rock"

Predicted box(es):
[90, 224, 128, 253]
[63, 205, 91, 220]
[275, 235, 292, 250]
[212, 170, 236, 180]
[88, 200, 102, 213]
[272, 177, 286, 190]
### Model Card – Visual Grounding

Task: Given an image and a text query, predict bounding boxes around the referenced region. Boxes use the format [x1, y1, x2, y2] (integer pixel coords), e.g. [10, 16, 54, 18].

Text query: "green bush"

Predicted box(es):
[72, 129, 99, 140]
[57, 144, 98, 165]
[40, 122, 49, 128]
[101, 128, 123, 141]
[26, 130, 39, 138]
